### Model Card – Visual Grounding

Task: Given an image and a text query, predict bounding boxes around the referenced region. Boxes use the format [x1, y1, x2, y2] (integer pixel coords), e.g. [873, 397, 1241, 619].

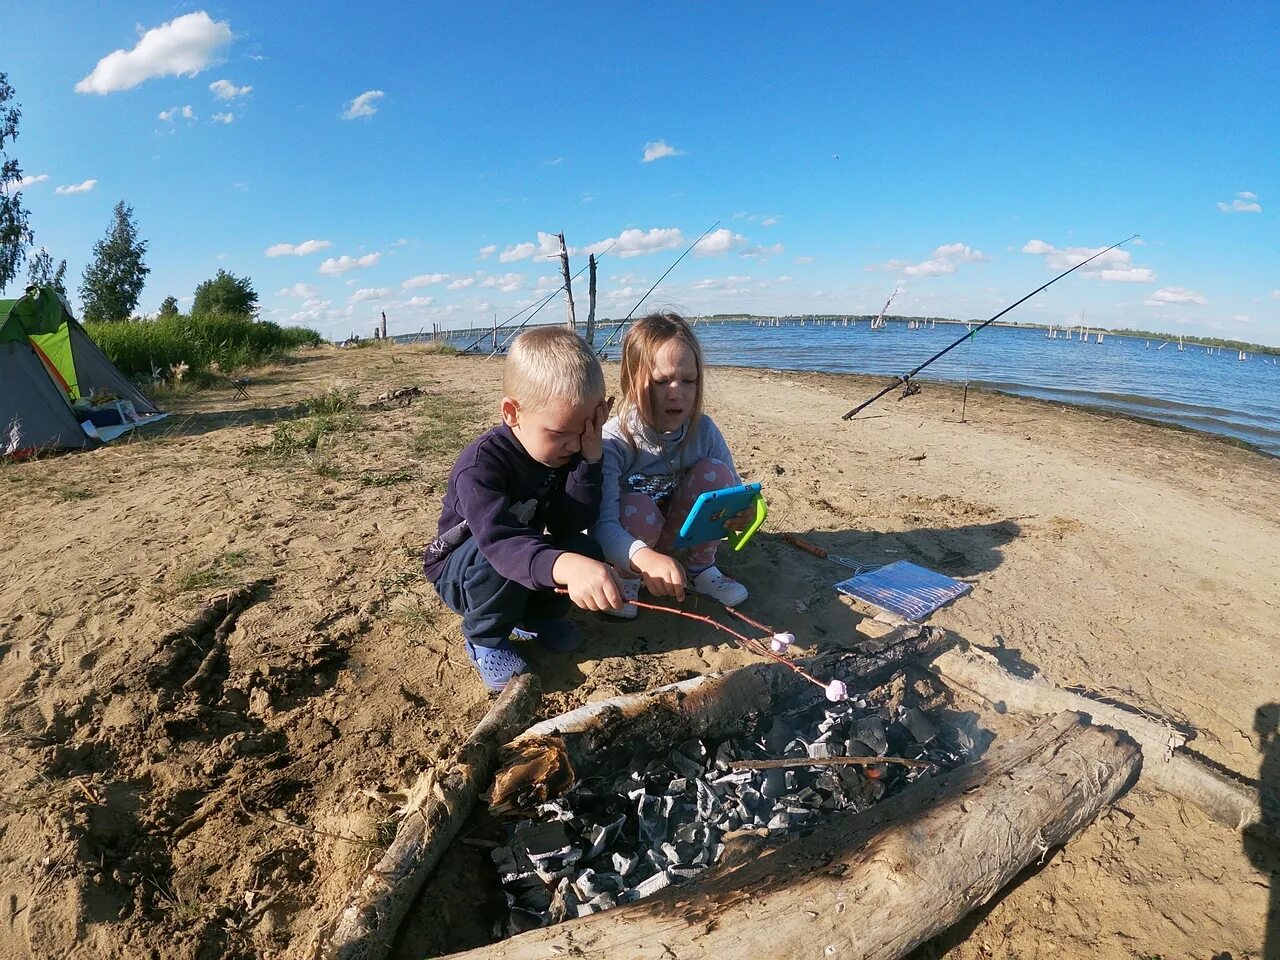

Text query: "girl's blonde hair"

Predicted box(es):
[617, 312, 705, 450]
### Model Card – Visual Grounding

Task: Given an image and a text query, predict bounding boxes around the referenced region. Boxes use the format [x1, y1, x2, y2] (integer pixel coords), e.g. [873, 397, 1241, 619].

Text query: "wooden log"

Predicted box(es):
[931, 645, 1275, 842]
[558, 232, 576, 329]
[439, 711, 1140, 960]
[585, 253, 597, 345]
[321, 674, 541, 960]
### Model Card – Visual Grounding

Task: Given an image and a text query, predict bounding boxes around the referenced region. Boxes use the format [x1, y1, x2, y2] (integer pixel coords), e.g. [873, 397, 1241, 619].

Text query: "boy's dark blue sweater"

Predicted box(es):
[422, 423, 603, 590]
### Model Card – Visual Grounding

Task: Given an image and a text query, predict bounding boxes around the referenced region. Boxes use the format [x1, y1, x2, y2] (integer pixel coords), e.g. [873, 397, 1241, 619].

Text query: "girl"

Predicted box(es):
[592, 312, 751, 617]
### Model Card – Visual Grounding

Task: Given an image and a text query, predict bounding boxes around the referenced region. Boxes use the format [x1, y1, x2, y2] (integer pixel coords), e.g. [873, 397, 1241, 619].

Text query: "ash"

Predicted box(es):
[491, 690, 972, 936]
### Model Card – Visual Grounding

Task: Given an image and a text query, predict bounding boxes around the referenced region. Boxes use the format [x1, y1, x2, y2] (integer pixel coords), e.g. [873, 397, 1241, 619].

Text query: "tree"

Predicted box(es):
[80, 201, 149, 323]
[192, 269, 258, 317]
[27, 247, 67, 295]
[0, 72, 35, 293]
[158, 295, 179, 318]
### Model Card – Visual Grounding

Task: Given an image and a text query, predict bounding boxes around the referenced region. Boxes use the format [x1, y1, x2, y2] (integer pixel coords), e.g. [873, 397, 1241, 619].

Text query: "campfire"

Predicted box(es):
[488, 673, 972, 936]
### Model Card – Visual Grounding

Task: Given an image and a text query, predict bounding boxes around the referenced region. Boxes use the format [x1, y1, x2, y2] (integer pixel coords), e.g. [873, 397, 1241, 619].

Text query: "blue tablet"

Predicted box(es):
[670, 482, 766, 552]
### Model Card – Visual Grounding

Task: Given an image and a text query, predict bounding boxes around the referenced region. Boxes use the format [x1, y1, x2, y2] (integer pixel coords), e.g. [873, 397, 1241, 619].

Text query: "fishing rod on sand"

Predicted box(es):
[595, 220, 722, 355]
[840, 234, 1139, 421]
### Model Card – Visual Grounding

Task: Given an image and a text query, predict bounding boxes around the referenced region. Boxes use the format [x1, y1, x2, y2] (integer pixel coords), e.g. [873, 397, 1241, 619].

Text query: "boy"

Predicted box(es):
[424, 327, 624, 692]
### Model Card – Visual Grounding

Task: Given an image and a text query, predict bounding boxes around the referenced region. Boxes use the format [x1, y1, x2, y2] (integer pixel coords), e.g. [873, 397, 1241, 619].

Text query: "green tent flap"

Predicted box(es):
[0, 287, 82, 398]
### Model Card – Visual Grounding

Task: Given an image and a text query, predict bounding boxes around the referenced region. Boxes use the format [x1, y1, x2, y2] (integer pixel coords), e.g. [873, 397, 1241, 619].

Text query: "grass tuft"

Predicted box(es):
[171, 550, 250, 594]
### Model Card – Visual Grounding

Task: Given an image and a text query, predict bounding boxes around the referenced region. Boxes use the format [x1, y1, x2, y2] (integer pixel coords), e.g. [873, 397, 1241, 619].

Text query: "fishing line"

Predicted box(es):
[841, 235, 1139, 420]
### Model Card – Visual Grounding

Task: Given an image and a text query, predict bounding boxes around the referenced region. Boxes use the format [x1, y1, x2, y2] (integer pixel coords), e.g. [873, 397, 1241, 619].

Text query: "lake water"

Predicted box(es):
[436, 321, 1280, 457]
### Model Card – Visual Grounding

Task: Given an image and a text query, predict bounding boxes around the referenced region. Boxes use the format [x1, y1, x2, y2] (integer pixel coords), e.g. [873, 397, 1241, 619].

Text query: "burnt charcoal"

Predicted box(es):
[900, 707, 938, 744]
[630, 869, 671, 898]
[536, 800, 573, 821]
[645, 848, 668, 872]
[808, 740, 843, 759]
[574, 868, 624, 900]
[855, 716, 889, 755]
[846, 738, 875, 758]
[668, 749, 702, 781]
[611, 850, 638, 878]
[509, 875, 552, 913]
[533, 855, 580, 885]
[514, 821, 573, 862]
[590, 892, 618, 911]
[695, 778, 718, 819]
[666, 776, 688, 796]
[763, 718, 795, 753]
[761, 767, 787, 799]
[782, 738, 810, 758]
[507, 908, 545, 936]
[784, 770, 799, 792]
[767, 811, 791, 832]
[713, 740, 737, 771]
[637, 794, 668, 844]
[668, 865, 706, 882]
[547, 877, 579, 924]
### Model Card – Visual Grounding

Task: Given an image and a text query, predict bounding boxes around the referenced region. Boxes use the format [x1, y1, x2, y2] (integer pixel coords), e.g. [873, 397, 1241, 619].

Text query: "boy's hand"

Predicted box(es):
[553, 552, 624, 611]
[631, 546, 686, 601]
[580, 396, 614, 463]
[726, 506, 756, 533]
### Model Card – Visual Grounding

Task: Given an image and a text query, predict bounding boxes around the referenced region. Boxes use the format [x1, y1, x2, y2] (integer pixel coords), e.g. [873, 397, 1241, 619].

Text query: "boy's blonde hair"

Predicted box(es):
[503, 326, 605, 410]
[617, 312, 705, 451]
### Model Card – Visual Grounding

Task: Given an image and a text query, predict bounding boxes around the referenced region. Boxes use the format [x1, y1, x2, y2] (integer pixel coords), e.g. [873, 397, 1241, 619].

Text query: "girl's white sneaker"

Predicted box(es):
[690, 566, 748, 607]
[605, 577, 641, 620]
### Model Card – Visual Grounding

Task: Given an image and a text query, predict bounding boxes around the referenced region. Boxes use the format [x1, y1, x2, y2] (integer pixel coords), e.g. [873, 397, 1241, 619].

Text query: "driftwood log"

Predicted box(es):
[439, 711, 1140, 960]
[931, 644, 1276, 842]
[322, 674, 541, 960]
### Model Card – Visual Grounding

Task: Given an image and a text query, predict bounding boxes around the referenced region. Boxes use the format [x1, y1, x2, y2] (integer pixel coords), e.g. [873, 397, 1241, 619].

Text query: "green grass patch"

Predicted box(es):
[86, 312, 322, 382]
[171, 550, 250, 593]
[53, 485, 95, 501]
[263, 412, 361, 457]
[304, 387, 358, 416]
[360, 468, 415, 487]
[410, 393, 483, 465]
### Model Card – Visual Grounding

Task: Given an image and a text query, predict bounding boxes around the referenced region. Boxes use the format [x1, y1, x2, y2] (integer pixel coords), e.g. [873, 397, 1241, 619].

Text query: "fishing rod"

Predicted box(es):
[595, 220, 722, 354]
[841, 234, 1139, 420]
[458, 262, 591, 355]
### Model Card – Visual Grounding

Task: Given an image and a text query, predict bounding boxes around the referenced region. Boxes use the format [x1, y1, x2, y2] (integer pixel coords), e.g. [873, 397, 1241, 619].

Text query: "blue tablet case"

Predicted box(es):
[670, 482, 763, 551]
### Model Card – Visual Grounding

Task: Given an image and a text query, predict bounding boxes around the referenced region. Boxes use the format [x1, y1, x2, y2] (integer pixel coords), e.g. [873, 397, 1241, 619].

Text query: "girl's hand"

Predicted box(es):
[630, 546, 686, 601]
[580, 396, 614, 463]
[726, 506, 756, 532]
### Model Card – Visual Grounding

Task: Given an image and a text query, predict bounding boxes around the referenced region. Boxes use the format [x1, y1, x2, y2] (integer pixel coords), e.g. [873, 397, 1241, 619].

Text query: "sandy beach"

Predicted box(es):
[1, 343, 1277, 959]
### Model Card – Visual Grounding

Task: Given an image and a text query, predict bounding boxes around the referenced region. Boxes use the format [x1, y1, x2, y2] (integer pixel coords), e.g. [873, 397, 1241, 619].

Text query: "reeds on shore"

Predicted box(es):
[85, 312, 322, 381]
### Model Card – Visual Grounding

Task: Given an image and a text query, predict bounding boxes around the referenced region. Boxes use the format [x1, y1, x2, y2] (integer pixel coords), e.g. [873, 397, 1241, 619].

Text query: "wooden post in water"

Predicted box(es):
[586, 253, 597, 345]
[491, 314, 498, 353]
[558, 232, 577, 330]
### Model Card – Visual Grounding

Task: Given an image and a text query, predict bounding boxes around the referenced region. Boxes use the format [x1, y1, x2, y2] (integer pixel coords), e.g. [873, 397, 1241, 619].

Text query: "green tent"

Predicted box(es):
[1, 285, 160, 455]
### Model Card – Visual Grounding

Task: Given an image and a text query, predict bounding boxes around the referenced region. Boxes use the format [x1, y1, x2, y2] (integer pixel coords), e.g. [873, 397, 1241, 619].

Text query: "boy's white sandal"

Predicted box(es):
[604, 577, 641, 620]
[690, 566, 748, 607]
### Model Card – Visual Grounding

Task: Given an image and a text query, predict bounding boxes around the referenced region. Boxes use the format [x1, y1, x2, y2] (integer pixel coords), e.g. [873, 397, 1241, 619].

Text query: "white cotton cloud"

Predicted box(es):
[406, 296, 435, 307]
[1217, 191, 1262, 213]
[776, 275, 794, 283]
[75, 12, 234, 95]
[318, 252, 381, 275]
[211, 111, 234, 124]
[402, 273, 449, 289]
[8, 173, 49, 191]
[1021, 239, 1155, 283]
[1144, 287, 1208, 306]
[477, 244, 497, 260]
[761, 216, 781, 227]
[795, 256, 815, 265]
[1271, 289, 1280, 300]
[277, 283, 319, 298]
[209, 79, 251, 99]
[580, 227, 685, 260]
[448, 277, 477, 290]
[55, 179, 97, 195]
[693, 228, 746, 257]
[693, 276, 752, 290]
[740, 243, 784, 260]
[342, 90, 384, 120]
[642, 140, 683, 162]
[266, 239, 331, 257]
[498, 232, 561, 263]
[158, 105, 196, 122]
[868, 242, 989, 278]
[482, 273, 525, 293]
[349, 287, 392, 303]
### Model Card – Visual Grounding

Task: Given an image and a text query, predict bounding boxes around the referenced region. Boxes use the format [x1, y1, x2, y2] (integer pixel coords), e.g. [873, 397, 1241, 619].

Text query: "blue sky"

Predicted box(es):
[4, 3, 1278, 343]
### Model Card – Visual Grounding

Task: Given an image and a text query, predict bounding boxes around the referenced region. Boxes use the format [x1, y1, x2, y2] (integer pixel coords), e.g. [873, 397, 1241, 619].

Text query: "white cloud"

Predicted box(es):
[1271, 289, 1280, 300]
[477, 244, 497, 260]
[868, 242, 989, 278]
[75, 12, 234, 95]
[642, 139, 683, 162]
[1021, 239, 1155, 282]
[211, 111, 234, 124]
[342, 90, 384, 120]
[498, 232, 561, 263]
[318, 252, 381, 275]
[349, 287, 392, 304]
[579, 227, 685, 260]
[406, 296, 435, 307]
[761, 216, 781, 227]
[694, 229, 747, 257]
[1144, 286, 1208, 306]
[278, 283, 319, 298]
[158, 104, 196, 122]
[55, 179, 97, 195]
[402, 272, 449, 289]
[777, 275, 794, 283]
[1217, 191, 1261, 213]
[740, 243, 784, 260]
[482, 272, 525, 293]
[7, 173, 48, 192]
[448, 277, 477, 290]
[693, 276, 752, 290]
[209, 78, 251, 100]
[266, 239, 331, 257]
[795, 256, 815, 265]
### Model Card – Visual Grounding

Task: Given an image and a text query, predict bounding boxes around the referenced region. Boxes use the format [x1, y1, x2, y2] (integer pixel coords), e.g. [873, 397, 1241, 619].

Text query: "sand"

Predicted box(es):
[0, 344, 1276, 959]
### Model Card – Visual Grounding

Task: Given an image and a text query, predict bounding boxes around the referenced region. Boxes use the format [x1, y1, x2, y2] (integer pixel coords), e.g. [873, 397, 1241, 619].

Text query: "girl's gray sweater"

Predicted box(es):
[591, 411, 740, 570]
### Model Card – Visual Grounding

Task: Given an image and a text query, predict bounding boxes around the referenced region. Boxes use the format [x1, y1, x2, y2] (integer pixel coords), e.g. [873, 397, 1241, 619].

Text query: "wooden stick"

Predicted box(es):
[558, 232, 576, 329]
[320, 674, 541, 960]
[730, 755, 932, 771]
[586, 253, 597, 345]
